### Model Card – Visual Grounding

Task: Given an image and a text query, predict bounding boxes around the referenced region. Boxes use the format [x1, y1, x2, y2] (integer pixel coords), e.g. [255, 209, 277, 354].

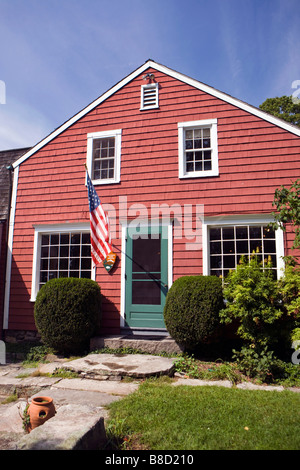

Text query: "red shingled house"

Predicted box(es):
[3, 60, 300, 342]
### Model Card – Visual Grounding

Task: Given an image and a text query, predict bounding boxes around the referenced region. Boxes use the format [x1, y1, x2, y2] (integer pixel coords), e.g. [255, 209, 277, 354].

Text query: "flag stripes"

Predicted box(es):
[86, 171, 112, 265]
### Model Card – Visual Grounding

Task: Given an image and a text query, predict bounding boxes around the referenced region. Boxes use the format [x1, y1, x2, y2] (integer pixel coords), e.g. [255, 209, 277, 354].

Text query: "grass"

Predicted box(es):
[106, 377, 300, 450]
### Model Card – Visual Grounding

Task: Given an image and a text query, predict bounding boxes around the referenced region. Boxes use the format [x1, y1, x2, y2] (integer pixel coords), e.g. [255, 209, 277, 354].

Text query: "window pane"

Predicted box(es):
[236, 240, 248, 253]
[40, 258, 48, 270]
[264, 239, 276, 253]
[41, 235, 49, 245]
[50, 246, 58, 257]
[210, 241, 221, 254]
[250, 226, 261, 239]
[60, 234, 69, 245]
[50, 234, 59, 245]
[204, 161, 212, 171]
[250, 240, 262, 253]
[263, 227, 275, 239]
[236, 226, 248, 239]
[59, 258, 68, 270]
[223, 227, 234, 240]
[60, 245, 69, 257]
[71, 233, 80, 245]
[210, 228, 221, 240]
[223, 256, 235, 268]
[223, 241, 234, 254]
[41, 246, 49, 257]
[210, 256, 222, 269]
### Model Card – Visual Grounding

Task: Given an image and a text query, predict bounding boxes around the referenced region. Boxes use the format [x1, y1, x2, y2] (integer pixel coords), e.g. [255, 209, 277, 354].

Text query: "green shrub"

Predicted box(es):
[34, 277, 101, 355]
[220, 254, 283, 351]
[278, 264, 300, 320]
[163, 275, 223, 350]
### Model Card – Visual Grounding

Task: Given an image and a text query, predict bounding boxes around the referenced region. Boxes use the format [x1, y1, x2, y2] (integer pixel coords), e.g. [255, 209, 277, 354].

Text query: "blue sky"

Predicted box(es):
[0, 0, 299, 150]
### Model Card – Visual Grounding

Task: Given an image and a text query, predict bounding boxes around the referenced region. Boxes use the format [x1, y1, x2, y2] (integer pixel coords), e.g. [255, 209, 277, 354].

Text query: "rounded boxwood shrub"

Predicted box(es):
[163, 275, 223, 350]
[34, 277, 101, 355]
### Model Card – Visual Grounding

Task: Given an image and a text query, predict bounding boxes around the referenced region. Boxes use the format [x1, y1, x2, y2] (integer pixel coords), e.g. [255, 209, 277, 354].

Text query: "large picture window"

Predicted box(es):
[31, 225, 92, 300]
[202, 217, 285, 280]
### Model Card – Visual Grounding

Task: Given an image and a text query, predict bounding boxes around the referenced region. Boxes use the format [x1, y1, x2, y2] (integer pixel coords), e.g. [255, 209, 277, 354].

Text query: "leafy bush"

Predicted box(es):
[163, 275, 223, 351]
[278, 264, 300, 319]
[34, 277, 101, 355]
[232, 346, 280, 383]
[220, 254, 283, 351]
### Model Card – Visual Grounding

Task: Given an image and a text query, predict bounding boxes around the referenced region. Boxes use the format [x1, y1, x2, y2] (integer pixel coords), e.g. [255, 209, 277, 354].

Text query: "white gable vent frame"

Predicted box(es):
[140, 82, 159, 110]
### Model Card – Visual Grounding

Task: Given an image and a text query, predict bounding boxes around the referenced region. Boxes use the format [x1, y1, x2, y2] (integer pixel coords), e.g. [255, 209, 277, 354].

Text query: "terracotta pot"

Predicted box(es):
[28, 396, 56, 431]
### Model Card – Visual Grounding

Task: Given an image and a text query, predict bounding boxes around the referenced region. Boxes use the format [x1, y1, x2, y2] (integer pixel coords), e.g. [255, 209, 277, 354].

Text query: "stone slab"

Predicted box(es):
[63, 353, 175, 379]
[91, 335, 184, 354]
[173, 378, 233, 388]
[0, 400, 27, 433]
[16, 404, 107, 450]
[52, 377, 139, 396]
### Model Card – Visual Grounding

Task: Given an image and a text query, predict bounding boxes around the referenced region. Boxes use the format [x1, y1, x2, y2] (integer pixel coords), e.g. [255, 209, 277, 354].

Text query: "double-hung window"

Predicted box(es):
[178, 119, 218, 178]
[86, 129, 122, 185]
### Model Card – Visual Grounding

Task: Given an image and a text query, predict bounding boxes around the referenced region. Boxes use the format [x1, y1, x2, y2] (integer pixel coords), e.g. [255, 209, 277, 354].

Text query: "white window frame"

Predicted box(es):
[86, 129, 122, 185]
[202, 215, 285, 279]
[30, 223, 95, 302]
[140, 83, 159, 111]
[178, 119, 219, 179]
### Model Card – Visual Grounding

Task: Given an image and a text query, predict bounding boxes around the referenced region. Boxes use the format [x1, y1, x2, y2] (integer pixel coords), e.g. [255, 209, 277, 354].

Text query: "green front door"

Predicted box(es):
[125, 224, 168, 329]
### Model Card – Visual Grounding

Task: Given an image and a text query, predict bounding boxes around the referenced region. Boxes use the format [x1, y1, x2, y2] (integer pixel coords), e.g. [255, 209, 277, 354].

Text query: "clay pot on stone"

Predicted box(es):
[28, 396, 56, 431]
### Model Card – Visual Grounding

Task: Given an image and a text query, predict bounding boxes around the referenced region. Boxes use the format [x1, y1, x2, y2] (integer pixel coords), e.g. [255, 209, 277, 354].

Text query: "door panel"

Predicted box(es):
[125, 225, 168, 329]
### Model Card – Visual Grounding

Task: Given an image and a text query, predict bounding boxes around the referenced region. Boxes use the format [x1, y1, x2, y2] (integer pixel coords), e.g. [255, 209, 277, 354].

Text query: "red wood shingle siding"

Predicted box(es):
[7, 68, 300, 332]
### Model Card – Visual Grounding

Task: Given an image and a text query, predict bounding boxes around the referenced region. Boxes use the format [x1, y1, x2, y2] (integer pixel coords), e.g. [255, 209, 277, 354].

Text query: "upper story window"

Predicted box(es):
[86, 129, 122, 185]
[140, 83, 159, 110]
[178, 119, 218, 179]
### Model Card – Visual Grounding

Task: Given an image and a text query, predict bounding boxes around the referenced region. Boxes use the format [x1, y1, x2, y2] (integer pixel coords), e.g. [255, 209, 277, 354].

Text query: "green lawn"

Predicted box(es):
[106, 378, 300, 450]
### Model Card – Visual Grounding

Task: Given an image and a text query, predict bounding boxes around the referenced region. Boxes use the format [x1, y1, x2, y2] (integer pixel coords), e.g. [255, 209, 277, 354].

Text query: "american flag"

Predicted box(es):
[86, 171, 113, 265]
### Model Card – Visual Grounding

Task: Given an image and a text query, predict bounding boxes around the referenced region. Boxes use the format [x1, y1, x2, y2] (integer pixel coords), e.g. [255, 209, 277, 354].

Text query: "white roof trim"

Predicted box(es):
[13, 60, 300, 168]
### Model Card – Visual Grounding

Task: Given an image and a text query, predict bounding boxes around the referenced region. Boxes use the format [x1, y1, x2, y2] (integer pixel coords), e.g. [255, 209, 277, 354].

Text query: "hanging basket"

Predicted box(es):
[27, 396, 56, 432]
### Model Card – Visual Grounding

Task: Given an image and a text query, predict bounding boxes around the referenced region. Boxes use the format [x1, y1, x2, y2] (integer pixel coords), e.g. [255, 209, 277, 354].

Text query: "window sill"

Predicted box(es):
[92, 178, 120, 186]
[179, 170, 219, 179]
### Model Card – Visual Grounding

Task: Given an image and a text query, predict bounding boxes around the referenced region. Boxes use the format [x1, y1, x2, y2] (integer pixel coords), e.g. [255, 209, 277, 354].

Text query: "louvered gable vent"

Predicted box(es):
[140, 83, 159, 110]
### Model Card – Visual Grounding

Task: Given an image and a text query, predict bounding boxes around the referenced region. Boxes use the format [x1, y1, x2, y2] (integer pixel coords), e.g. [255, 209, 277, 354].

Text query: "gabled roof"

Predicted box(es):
[13, 59, 300, 169]
[0, 148, 31, 219]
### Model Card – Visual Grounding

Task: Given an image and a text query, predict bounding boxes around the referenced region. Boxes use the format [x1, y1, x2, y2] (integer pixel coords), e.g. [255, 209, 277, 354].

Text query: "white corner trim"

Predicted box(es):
[3, 166, 19, 329]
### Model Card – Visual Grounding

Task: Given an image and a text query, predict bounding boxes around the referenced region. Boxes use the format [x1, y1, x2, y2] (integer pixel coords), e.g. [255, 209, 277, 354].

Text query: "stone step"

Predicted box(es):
[90, 334, 183, 355]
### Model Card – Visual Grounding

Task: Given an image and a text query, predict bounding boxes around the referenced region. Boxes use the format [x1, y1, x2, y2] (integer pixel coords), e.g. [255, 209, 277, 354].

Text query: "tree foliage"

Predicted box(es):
[259, 95, 300, 127]
[271, 179, 300, 253]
